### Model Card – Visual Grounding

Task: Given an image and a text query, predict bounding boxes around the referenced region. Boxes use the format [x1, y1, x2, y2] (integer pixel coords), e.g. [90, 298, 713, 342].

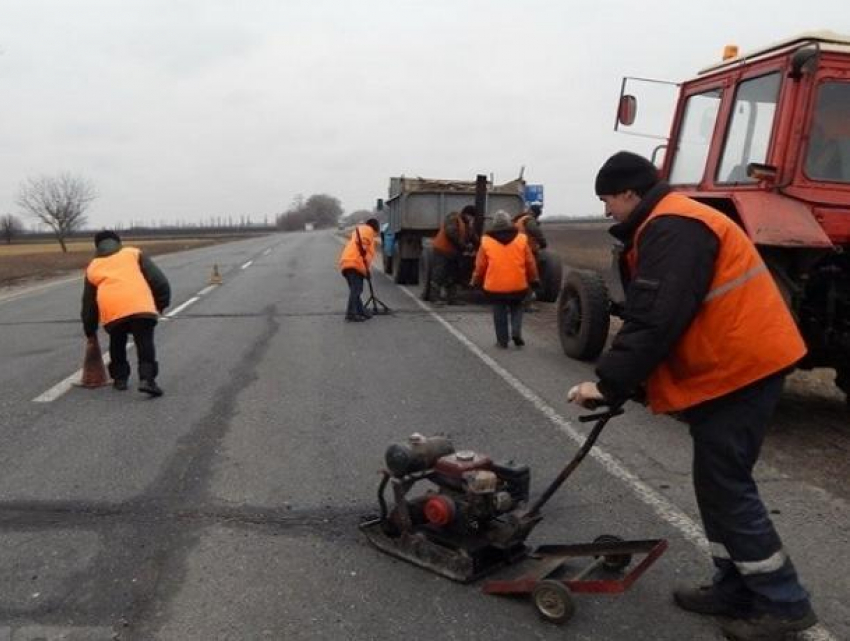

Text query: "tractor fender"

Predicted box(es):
[723, 192, 833, 248]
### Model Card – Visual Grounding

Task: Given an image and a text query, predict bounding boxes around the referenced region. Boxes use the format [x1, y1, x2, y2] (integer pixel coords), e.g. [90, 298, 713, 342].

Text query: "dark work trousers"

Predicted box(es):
[432, 250, 460, 302]
[342, 269, 366, 318]
[106, 317, 157, 381]
[682, 372, 811, 618]
[490, 299, 524, 346]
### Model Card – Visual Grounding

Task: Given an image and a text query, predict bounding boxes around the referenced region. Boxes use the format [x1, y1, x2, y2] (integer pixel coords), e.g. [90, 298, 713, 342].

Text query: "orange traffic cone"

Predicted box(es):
[209, 264, 223, 285]
[80, 335, 109, 388]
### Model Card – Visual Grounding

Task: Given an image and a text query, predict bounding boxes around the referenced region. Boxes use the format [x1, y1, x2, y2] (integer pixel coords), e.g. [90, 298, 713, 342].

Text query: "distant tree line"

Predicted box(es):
[277, 194, 343, 231]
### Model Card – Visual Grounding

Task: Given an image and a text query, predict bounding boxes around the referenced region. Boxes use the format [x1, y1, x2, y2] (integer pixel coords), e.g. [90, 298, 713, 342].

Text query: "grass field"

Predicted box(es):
[0, 237, 242, 288]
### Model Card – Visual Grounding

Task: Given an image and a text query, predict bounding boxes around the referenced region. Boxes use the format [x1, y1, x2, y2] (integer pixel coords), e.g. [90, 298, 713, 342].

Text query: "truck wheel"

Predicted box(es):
[420, 246, 434, 300]
[536, 249, 563, 303]
[382, 249, 393, 275]
[532, 580, 575, 624]
[403, 258, 420, 286]
[558, 270, 610, 360]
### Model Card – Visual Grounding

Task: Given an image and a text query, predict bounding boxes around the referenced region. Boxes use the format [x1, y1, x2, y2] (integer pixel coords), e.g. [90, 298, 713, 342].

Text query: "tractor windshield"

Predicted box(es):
[805, 81, 850, 183]
[716, 72, 781, 184]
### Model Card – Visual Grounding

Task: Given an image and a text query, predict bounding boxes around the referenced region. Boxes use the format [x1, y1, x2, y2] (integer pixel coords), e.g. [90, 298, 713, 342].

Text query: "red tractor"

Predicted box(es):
[558, 31, 850, 403]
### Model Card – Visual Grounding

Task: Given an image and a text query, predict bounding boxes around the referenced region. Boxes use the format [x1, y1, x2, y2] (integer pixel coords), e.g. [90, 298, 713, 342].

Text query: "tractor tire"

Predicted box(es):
[420, 246, 435, 300]
[536, 249, 563, 303]
[557, 270, 610, 361]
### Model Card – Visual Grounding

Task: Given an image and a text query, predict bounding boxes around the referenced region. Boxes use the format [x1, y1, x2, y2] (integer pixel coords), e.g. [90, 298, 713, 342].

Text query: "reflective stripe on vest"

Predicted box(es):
[339, 224, 375, 276]
[86, 247, 157, 325]
[479, 234, 532, 293]
[626, 193, 806, 413]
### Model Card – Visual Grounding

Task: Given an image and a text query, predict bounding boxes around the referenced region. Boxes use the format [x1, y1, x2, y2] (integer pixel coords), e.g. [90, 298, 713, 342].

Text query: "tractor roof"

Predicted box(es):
[699, 30, 850, 76]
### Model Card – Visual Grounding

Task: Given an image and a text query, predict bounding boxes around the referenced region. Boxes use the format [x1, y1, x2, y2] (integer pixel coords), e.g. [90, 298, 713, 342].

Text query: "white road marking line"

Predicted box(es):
[166, 296, 199, 317]
[33, 369, 86, 403]
[241, 260, 253, 269]
[197, 285, 217, 296]
[396, 284, 837, 641]
[262, 249, 271, 256]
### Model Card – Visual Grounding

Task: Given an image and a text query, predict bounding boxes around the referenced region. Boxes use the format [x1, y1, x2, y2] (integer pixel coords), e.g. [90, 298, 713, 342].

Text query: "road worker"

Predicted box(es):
[513, 201, 547, 253]
[431, 205, 476, 304]
[568, 151, 816, 640]
[470, 210, 539, 348]
[81, 230, 171, 396]
[339, 218, 380, 322]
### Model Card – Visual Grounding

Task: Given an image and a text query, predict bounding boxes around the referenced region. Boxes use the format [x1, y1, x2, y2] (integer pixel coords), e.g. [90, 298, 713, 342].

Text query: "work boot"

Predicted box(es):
[721, 609, 817, 640]
[345, 315, 366, 322]
[113, 379, 128, 391]
[673, 585, 751, 618]
[138, 379, 163, 397]
[512, 336, 525, 347]
[138, 361, 163, 397]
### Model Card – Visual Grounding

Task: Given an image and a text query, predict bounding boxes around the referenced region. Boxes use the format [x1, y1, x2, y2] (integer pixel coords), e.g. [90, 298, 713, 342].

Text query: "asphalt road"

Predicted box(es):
[0, 231, 846, 641]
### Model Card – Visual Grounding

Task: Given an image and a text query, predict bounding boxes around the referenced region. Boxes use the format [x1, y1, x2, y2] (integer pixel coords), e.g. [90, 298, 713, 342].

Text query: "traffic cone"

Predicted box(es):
[80, 335, 109, 388]
[209, 264, 223, 285]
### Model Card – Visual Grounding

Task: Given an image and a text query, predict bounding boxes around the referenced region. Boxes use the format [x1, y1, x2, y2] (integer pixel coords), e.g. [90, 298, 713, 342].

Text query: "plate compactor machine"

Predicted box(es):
[359, 409, 668, 624]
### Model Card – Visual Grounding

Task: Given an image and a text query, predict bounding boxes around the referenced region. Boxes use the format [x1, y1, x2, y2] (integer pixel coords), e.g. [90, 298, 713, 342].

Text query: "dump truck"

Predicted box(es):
[380, 174, 563, 303]
[558, 31, 850, 402]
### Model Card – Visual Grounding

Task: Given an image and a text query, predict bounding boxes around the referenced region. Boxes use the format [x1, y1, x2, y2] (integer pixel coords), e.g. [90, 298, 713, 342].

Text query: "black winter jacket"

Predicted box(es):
[595, 183, 719, 408]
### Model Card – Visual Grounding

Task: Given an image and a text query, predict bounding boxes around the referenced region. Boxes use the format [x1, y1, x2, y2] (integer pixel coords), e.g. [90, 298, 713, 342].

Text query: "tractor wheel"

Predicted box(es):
[420, 246, 435, 301]
[557, 270, 610, 360]
[593, 534, 632, 571]
[536, 249, 563, 303]
[532, 580, 575, 624]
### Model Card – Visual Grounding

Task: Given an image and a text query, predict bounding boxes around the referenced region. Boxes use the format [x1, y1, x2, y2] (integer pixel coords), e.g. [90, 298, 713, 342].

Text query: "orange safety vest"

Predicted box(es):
[474, 234, 539, 294]
[86, 247, 157, 326]
[432, 214, 468, 255]
[626, 193, 806, 413]
[339, 224, 376, 276]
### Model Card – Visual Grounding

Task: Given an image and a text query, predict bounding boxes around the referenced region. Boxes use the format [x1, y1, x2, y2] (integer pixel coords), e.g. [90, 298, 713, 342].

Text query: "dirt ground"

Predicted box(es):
[543, 220, 850, 502]
[0, 237, 234, 289]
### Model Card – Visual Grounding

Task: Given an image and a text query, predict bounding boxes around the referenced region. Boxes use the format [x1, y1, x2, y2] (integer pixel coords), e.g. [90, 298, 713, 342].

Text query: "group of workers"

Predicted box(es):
[338, 201, 548, 347]
[337, 151, 817, 640]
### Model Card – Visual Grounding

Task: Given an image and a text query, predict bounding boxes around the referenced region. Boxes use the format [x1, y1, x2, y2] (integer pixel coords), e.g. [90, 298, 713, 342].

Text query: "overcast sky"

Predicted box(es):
[1, 1, 848, 229]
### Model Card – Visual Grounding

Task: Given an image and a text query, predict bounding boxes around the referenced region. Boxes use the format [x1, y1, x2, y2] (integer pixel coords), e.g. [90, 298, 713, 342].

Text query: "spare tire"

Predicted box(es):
[536, 249, 563, 303]
[557, 270, 610, 360]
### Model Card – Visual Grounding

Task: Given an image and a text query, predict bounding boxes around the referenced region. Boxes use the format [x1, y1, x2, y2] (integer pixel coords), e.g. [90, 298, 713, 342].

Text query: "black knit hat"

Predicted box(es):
[595, 151, 659, 196]
[365, 218, 380, 231]
[93, 230, 121, 247]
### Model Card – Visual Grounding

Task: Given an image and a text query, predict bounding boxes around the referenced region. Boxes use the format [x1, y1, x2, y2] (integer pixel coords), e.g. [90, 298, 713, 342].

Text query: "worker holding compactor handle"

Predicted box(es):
[567, 151, 817, 641]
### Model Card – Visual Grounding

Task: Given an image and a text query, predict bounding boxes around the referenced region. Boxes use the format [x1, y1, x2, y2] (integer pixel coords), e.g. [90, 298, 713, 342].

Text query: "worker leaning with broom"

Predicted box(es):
[338, 218, 379, 322]
[81, 230, 171, 396]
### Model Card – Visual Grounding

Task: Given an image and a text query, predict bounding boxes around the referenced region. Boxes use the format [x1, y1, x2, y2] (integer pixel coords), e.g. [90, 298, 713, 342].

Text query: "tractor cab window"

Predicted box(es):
[669, 88, 722, 185]
[805, 81, 850, 183]
[717, 72, 781, 184]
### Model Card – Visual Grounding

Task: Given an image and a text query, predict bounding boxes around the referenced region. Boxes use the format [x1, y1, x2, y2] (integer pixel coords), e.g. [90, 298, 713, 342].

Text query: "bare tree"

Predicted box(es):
[16, 172, 97, 252]
[1, 213, 22, 244]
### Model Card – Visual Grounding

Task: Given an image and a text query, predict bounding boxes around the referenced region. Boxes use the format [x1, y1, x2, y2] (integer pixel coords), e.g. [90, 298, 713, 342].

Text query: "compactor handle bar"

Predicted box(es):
[525, 406, 624, 519]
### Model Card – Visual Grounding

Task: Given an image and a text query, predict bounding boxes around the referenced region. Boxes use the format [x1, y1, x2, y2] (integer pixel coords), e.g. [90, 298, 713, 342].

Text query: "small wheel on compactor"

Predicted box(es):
[532, 579, 575, 624]
[593, 534, 632, 571]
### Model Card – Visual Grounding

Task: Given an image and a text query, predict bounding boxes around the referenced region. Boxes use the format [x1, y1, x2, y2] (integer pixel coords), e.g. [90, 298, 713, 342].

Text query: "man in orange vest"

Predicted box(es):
[568, 152, 816, 640]
[338, 218, 379, 321]
[81, 230, 171, 396]
[431, 205, 476, 304]
[470, 211, 539, 348]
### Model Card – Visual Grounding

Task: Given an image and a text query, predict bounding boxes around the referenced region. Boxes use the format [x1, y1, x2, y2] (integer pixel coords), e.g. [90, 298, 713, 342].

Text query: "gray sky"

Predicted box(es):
[1, 0, 848, 228]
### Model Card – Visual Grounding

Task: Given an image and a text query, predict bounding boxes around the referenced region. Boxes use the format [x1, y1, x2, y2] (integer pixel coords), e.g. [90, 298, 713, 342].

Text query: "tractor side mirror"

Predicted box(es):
[747, 162, 779, 182]
[617, 94, 638, 127]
